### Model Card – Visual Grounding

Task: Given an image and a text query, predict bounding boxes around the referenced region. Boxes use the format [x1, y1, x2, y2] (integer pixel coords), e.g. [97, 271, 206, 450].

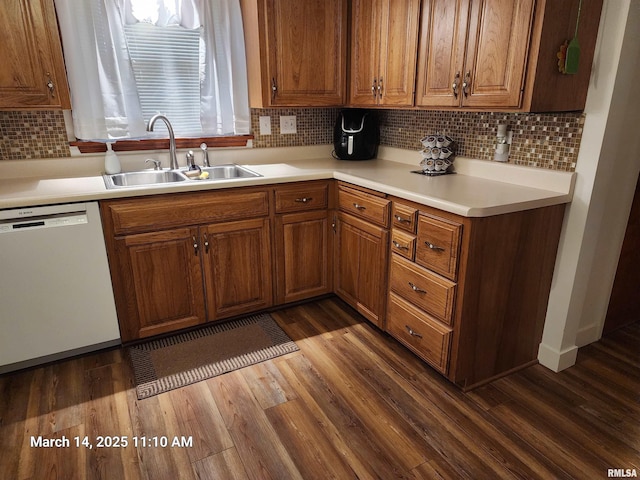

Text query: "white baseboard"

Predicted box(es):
[537, 342, 579, 372]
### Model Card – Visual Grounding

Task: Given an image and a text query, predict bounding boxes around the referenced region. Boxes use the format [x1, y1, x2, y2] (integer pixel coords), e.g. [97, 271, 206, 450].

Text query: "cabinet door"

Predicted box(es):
[275, 210, 332, 305]
[203, 218, 273, 320]
[415, 0, 470, 107]
[377, 0, 421, 106]
[335, 212, 388, 328]
[115, 228, 206, 341]
[0, 0, 70, 109]
[263, 0, 346, 106]
[349, 0, 420, 106]
[349, 0, 384, 106]
[462, 0, 534, 108]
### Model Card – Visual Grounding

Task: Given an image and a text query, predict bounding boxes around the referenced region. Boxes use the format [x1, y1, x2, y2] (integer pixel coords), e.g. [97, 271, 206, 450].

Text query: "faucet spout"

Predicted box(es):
[147, 114, 178, 170]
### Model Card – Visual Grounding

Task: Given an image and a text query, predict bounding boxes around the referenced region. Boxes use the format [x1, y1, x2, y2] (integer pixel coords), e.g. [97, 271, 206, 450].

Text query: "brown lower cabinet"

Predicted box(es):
[100, 188, 273, 342]
[334, 211, 389, 329]
[101, 179, 566, 390]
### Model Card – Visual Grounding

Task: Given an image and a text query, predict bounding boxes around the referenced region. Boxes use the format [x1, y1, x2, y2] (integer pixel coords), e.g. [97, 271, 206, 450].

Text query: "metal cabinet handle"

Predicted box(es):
[405, 325, 423, 338]
[271, 77, 277, 100]
[424, 240, 445, 251]
[192, 236, 199, 256]
[408, 282, 427, 294]
[394, 215, 411, 224]
[353, 203, 366, 210]
[378, 77, 383, 98]
[462, 71, 471, 97]
[46, 73, 55, 97]
[392, 240, 409, 251]
[295, 197, 313, 203]
[452, 72, 460, 98]
[203, 232, 209, 254]
[372, 78, 377, 98]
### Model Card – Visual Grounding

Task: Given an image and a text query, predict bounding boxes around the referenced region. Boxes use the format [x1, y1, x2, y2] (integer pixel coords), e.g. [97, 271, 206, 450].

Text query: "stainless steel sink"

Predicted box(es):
[199, 164, 262, 179]
[103, 164, 262, 189]
[104, 170, 188, 188]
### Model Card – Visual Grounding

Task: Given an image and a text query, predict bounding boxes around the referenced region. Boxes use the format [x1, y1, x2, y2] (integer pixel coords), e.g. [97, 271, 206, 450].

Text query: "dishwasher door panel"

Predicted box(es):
[0, 202, 120, 371]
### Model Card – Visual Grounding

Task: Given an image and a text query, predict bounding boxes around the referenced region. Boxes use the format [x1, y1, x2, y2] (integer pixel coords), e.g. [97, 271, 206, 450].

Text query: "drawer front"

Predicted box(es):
[275, 182, 329, 213]
[392, 202, 418, 233]
[415, 214, 462, 281]
[391, 229, 416, 261]
[387, 292, 452, 374]
[338, 185, 390, 228]
[104, 189, 270, 235]
[389, 254, 455, 325]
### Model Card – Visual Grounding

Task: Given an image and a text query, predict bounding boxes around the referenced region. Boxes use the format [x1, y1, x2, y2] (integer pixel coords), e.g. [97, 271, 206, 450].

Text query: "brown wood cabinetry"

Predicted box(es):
[416, 0, 535, 109]
[100, 188, 272, 342]
[0, 0, 70, 109]
[334, 183, 390, 328]
[416, 0, 602, 111]
[273, 181, 333, 304]
[387, 197, 566, 389]
[241, 0, 347, 107]
[203, 218, 273, 320]
[348, 0, 421, 107]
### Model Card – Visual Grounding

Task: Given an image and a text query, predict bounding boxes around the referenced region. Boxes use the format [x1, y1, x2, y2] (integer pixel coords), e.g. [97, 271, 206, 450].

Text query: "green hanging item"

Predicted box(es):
[565, 0, 582, 74]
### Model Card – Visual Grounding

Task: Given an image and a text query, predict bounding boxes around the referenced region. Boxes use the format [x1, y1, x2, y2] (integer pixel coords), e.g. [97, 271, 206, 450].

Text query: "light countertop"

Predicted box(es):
[0, 146, 575, 217]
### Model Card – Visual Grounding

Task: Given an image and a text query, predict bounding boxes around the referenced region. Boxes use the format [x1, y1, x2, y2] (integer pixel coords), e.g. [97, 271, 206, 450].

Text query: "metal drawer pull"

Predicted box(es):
[405, 325, 423, 338]
[408, 282, 427, 294]
[392, 240, 409, 251]
[394, 215, 411, 224]
[353, 203, 366, 210]
[424, 240, 445, 251]
[295, 197, 313, 203]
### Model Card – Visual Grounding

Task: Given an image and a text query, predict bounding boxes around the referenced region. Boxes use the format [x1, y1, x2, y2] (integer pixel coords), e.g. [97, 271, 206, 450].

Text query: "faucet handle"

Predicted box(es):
[145, 158, 162, 170]
[186, 150, 198, 170]
[200, 143, 210, 167]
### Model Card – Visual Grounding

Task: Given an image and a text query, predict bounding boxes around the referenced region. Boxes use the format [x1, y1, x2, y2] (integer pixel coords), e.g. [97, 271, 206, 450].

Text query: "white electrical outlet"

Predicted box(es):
[280, 115, 297, 134]
[259, 116, 271, 135]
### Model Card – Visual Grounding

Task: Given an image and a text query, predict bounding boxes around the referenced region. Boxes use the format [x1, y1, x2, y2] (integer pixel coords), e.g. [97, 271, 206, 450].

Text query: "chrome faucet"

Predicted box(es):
[147, 114, 178, 170]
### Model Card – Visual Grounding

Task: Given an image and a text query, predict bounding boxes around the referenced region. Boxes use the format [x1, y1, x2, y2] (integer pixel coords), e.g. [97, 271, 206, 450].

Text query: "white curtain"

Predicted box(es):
[55, 0, 250, 141]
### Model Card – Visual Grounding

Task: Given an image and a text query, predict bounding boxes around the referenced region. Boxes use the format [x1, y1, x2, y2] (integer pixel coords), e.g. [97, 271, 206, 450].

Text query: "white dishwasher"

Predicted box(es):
[0, 202, 120, 373]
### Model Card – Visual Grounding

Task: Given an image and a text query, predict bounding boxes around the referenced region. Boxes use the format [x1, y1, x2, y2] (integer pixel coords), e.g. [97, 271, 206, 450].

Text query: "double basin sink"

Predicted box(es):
[103, 164, 262, 189]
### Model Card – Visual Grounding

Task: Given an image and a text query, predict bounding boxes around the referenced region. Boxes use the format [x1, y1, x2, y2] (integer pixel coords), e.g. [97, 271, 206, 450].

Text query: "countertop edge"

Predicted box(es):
[0, 153, 574, 217]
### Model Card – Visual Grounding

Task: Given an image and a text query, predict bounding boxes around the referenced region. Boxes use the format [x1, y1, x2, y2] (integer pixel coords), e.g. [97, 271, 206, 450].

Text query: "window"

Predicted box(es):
[54, 0, 250, 142]
[124, 23, 202, 137]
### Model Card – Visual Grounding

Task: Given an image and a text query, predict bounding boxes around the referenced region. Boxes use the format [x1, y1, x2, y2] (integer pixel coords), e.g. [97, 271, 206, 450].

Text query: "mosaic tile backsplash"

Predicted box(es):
[2, 107, 582, 172]
[0, 111, 70, 160]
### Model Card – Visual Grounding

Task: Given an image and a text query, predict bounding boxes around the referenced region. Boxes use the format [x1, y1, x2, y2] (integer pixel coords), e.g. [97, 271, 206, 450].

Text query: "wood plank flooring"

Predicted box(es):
[1, 297, 638, 479]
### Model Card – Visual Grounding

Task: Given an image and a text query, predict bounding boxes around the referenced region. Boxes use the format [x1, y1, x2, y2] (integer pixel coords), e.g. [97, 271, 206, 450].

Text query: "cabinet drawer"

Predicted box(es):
[387, 292, 451, 374]
[392, 202, 418, 233]
[415, 214, 462, 281]
[338, 184, 390, 227]
[389, 254, 455, 325]
[275, 182, 329, 213]
[103, 188, 270, 235]
[391, 229, 416, 260]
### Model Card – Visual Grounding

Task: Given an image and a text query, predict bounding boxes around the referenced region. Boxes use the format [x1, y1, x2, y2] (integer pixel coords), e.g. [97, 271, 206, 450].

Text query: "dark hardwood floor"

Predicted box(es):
[1, 297, 638, 479]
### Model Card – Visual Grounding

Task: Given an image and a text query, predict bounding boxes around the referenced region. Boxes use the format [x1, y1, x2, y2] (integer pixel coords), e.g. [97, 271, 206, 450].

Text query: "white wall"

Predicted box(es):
[539, 0, 640, 371]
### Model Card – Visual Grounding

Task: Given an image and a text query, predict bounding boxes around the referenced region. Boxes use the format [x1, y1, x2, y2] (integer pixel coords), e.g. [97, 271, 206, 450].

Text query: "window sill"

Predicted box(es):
[71, 135, 253, 154]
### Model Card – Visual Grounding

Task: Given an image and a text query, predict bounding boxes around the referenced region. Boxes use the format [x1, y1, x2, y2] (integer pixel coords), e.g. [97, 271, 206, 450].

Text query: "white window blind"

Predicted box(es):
[124, 23, 202, 137]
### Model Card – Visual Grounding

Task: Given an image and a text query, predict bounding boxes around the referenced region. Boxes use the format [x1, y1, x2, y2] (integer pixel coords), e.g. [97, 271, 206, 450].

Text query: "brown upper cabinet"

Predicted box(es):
[241, 0, 348, 107]
[0, 0, 71, 109]
[415, 0, 603, 111]
[348, 0, 421, 107]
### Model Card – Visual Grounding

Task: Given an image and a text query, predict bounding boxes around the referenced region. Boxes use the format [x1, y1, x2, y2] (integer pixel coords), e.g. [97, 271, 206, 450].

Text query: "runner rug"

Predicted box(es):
[128, 313, 299, 399]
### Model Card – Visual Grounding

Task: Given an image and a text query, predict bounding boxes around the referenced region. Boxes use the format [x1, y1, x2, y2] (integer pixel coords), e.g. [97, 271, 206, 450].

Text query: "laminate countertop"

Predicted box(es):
[0, 146, 575, 217]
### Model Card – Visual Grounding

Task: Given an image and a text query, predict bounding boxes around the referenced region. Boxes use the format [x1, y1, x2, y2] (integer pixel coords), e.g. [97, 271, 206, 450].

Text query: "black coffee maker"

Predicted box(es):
[333, 109, 379, 160]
